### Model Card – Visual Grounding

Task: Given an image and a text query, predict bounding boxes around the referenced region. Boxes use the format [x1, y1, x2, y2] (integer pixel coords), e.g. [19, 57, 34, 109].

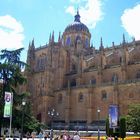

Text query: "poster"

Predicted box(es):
[4, 92, 12, 118]
[109, 105, 119, 128]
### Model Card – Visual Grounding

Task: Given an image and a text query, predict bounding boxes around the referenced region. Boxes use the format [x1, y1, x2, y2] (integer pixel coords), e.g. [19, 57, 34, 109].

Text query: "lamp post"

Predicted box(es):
[20, 99, 26, 140]
[48, 108, 59, 140]
[97, 109, 100, 140]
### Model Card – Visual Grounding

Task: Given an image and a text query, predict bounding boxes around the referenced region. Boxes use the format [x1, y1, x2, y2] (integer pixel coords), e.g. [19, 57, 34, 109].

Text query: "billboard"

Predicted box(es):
[109, 105, 119, 128]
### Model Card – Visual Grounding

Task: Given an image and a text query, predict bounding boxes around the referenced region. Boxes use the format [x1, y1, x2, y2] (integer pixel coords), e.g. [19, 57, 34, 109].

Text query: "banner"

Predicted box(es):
[109, 105, 119, 128]
[4, 92, 12, 118]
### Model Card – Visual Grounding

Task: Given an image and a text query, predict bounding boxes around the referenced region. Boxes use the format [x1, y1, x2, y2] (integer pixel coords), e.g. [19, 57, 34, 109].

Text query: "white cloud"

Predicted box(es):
[66, 6, 75, 15]
[66, 0, 104, 29]
[0, 15, 24, 50]
[121, 4, 140, 40]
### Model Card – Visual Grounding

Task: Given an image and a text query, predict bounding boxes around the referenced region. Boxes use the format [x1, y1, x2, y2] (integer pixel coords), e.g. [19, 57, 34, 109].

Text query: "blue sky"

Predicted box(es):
[0, 0, 140, 62]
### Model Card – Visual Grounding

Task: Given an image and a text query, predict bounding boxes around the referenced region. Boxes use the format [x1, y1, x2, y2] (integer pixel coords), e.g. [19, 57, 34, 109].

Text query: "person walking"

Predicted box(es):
[44, 132, 50, 140]
[73, 132, 80, 140]
[62, 131, 68, 140]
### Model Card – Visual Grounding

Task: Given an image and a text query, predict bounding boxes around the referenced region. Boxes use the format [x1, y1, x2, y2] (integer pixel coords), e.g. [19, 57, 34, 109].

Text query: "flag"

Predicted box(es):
[3, 92, 12, 118]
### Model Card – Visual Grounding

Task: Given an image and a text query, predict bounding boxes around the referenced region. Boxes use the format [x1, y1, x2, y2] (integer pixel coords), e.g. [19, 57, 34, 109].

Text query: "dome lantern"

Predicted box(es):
[74, 10, 80, 22]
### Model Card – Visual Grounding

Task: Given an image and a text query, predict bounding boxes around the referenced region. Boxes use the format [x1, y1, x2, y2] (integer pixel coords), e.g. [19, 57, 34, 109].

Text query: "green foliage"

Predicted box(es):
[106, 117, 126, 139]
[119, 117, 126, 138]
[106, 118, 110, 136]
[0, 48, 26, 67]
[112, 128, 119, 138]
[0, 48, 41, 134]
[11, 92, 42, 133]
[105, 118, 113, 137]
[126, 104, 140, 133]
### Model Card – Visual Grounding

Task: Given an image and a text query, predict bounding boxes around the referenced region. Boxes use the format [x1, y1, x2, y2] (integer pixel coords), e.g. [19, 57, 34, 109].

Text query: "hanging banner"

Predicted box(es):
[3, 92, 12, 118]
[109, 105, 119, 128]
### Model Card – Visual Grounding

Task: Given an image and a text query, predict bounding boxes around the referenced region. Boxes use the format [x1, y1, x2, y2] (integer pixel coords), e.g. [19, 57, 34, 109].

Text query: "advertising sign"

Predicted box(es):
[4, 92, 12, 118]
[109, 105, 119, 128]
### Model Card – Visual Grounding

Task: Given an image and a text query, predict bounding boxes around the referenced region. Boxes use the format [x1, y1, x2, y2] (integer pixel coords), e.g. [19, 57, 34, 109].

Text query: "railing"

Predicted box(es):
[58, 78, 140, 91]
[50, 120, 106, 131]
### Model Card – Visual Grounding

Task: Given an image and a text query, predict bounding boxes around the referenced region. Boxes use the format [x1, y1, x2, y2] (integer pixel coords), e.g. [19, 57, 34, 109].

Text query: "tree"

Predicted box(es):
[106, 118, 113, 137]
[119, 117, 126, 140]
[0, 48, 41, 136]
[0, 48, 27, 92]
[0, 48, 26, 136]
[126, 104, 140, 133]
[12, 92, 43, 133]
[0, 48, 26, 67]
[106, 117, 126, 140]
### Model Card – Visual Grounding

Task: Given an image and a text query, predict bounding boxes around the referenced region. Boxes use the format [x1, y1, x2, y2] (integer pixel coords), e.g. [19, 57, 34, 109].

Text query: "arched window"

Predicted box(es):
[66, 37, 71, 46]
[101, 90, 107, 101]
[90, 76, 96, 85]
[76, 35, 81, 42]
[90, 79, 96, 84]
[112, 74, 118, 82]
[70, 79, 76, 87]
[85, 38, 89, 48]
[78, 92, 84, 102]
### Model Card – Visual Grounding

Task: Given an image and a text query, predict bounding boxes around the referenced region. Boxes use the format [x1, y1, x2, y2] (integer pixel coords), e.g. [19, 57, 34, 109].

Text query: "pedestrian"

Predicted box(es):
[38, 131, 43, 139]
[31, 131, 36, 139]
[26, 131, 30, 139]
[49, 129, 53, 140]
[59, 134, 63, 140]
[73, 132, 80, 140]
[108, 135, 112, 140]
[62, 131, 68, 140]
[114, 136, 118, 140]
[67, 134, 71, 140]
[44, 132, 50, 140]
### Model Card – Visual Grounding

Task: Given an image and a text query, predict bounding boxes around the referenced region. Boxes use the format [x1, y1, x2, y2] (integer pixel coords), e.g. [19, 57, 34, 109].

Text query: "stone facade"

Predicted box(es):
[25, 11, 140, 127]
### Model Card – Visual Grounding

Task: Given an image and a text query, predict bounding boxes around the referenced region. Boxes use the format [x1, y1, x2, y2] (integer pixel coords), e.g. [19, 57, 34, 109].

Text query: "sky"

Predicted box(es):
[0, 0, 140, 62]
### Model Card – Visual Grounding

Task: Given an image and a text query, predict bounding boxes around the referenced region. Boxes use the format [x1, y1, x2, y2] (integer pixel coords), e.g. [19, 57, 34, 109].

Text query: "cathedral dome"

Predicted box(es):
[64, 11, 89, 33]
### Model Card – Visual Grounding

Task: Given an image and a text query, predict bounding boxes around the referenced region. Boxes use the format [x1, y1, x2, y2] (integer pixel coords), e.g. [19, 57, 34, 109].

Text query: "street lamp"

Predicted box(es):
[48, 108, 59, 140]
[20, 99, 26, 140]
[97, 108, 100, 140]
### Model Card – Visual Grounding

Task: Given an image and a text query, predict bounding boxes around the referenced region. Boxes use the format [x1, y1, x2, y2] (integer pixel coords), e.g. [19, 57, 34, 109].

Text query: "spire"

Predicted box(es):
[28, 41, 31, 51]
[58, 32, 61, 42]
[123, 33, 126, 44]
[52, 31, 54, 42]
[31, 38, 35, 47]
[49, 33, 52, 43]
[28, 39, 35, 62]
[30, 38, 35, 49]
[74, 9, 80, 22]
[91, 43, 93, 48]
[29, 42, 31, 48]
[112, 42, 115, 47]
[100, 37, 104, 51]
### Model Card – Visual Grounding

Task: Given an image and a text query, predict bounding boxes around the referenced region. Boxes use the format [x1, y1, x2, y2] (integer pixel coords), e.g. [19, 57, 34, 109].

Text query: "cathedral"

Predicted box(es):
[25, 11, 140, 130]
